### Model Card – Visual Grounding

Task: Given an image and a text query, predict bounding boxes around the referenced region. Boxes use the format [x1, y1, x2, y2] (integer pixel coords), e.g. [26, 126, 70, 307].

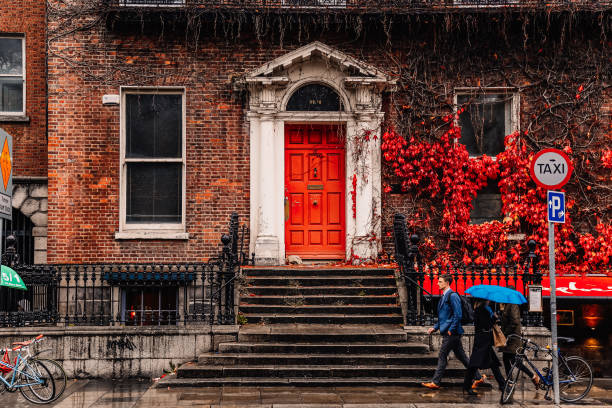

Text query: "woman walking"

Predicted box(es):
[499, 302, 540, 388]
[463, 299, 505, 396]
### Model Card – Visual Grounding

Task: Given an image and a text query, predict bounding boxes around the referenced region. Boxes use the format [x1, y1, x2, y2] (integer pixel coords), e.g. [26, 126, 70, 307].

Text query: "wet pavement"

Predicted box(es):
[2, 377, 611, 407]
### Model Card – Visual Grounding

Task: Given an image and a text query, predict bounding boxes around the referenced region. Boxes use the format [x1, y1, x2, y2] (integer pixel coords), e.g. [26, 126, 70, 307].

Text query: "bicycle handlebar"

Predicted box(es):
[9, 334, 45, 351]
[507, 334, 549, 355]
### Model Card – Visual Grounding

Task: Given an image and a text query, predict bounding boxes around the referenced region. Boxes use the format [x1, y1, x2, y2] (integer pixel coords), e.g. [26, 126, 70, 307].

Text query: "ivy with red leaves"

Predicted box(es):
[381, 117, 611, 275]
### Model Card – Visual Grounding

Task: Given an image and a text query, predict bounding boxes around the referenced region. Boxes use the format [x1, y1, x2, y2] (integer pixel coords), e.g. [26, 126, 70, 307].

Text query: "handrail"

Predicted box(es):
[401, 272, 433, 301]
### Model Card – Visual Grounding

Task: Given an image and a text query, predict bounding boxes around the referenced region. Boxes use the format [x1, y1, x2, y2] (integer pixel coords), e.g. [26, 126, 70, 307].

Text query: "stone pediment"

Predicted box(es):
[245, 41, 390, 83]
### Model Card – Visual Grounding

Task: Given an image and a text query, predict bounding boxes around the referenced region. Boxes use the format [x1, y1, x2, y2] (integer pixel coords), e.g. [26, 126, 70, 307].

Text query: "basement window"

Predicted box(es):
[121, 287, 178, 326]
[0, 36, 25, 115]
[117, 89, 187, 239]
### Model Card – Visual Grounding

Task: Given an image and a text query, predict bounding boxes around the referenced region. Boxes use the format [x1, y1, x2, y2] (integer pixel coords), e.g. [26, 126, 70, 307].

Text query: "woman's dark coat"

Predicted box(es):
[500, 303, 522, 354]
[468, 305, 501, 369]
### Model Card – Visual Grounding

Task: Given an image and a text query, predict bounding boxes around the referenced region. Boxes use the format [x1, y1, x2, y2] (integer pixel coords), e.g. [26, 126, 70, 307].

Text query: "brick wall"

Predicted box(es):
[46, 9, 608, 262]
[0, 0, 47, 177]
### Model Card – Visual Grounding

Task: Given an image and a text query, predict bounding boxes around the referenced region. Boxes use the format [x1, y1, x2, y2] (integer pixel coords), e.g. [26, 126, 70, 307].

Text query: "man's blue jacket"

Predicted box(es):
[433, 289, 463, 335]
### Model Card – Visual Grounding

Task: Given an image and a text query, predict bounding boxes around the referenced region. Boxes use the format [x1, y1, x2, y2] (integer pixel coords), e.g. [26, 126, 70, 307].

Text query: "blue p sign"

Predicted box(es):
[547, 191, 565, 223]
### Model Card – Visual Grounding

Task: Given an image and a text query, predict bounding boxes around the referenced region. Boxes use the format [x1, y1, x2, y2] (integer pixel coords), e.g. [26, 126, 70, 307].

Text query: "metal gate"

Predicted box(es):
[1, 208, 35, 265]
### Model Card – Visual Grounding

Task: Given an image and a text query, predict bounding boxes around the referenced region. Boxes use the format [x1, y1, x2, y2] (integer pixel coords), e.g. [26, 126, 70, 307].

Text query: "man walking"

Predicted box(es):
[421, 274, 485, 389]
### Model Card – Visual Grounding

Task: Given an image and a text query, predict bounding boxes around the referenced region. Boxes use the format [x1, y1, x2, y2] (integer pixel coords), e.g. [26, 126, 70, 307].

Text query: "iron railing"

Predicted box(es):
[110, 0, 612, 11]
[393, 213, 544, 327]
[0, 213, 251, 328]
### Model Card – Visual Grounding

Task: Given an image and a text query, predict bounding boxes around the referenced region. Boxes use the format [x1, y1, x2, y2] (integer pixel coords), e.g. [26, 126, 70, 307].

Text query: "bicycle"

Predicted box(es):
[501, 334, 593, 404]
[18, 335, 67, 402]
[0, 334, 57, 404]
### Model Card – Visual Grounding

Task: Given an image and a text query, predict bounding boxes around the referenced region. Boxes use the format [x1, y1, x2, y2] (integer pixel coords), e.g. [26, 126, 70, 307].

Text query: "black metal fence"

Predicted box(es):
[0, 213, 251, 328]
[393, 213, 544, 327]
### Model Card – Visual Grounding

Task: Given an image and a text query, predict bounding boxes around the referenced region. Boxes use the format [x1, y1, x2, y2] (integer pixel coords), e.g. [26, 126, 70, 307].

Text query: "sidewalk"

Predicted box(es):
[3, 378, 611, 407]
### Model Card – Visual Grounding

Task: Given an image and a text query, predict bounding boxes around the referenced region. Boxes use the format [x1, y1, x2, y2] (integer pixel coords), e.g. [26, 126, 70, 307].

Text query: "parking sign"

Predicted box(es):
[547, 191, 565, 223]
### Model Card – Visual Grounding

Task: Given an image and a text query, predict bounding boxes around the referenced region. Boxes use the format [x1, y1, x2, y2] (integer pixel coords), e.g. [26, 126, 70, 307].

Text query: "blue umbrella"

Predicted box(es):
[465, 285, 527, 305]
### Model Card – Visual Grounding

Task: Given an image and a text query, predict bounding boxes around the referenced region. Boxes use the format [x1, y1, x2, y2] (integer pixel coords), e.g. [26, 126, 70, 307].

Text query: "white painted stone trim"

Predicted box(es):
[244, 42, 395, 265]
[247, 41, 387, 79]
[12, 183, 47, 264]
[114, 231, 190, 240]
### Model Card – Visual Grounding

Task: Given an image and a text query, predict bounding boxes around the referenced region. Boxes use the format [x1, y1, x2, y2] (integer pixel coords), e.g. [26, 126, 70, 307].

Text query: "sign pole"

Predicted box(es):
[530, 148, 572, 408]
[548, 217, 560, 405]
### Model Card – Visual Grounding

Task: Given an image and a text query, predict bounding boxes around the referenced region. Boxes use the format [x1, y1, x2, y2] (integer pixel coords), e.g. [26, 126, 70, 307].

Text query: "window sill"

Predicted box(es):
[507, 233, 526, 241]
[0, 115, 29, 123]
[115, 231, 189, 240]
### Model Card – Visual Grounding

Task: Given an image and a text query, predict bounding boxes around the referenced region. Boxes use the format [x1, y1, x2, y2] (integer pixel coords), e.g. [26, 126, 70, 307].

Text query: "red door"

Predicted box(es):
[285, 124, 345, 259]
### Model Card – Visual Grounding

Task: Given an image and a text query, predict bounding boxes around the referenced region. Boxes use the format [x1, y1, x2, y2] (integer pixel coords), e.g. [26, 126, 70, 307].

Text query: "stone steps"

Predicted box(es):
[218, 341, 428, 354]
[241, 314, 404, 324]
[246, 286, 397, 296]
[240, 294, 398, 305]
[245, 276, 396, 287]
[240, 304, 401, 314]
[237, 324, 407, 343]
[243, 267, 395, 277]
[197, 352, 439, 365]
[157, 376, 463, 387]
[176, 364, 465, 379]
[158, 267, 454, 388]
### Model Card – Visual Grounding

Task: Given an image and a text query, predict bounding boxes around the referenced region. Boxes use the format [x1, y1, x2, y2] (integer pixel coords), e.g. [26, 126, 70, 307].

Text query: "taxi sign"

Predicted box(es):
[530, 148, 573, 189]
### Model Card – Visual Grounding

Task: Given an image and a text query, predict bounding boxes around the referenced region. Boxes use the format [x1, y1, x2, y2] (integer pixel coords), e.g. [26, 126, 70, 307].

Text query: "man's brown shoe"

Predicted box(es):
[421, 382, 441, 389]
[472, 374, 488, 389]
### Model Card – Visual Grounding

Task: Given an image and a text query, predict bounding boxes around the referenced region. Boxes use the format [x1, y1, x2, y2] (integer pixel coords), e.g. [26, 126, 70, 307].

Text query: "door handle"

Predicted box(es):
[313, 200, 318, 206]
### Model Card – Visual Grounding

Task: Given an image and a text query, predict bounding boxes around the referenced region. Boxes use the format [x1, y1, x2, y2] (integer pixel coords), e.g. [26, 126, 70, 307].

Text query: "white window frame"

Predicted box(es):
[454, 87, 520, 159]
[116, 87, 188, 240]
[454, 87, 519, 225]
[0, 35, 26, 116]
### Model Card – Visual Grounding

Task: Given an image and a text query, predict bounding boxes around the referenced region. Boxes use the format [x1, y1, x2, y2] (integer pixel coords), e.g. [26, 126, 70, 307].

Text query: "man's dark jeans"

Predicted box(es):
[431, 333, 481, 385]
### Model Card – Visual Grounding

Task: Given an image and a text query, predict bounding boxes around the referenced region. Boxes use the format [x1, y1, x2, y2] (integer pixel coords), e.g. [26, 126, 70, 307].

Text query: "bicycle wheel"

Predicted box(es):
[18, 359, 56, 404]
[558, 355, 593, 402]
[32, 359, 67, 402]
[501, 361, 522, 404]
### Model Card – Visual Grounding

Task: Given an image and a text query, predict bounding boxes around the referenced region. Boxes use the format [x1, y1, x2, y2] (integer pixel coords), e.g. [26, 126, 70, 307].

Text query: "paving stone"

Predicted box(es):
[299, 392, 344, 403]
[337, 393, 386, 404]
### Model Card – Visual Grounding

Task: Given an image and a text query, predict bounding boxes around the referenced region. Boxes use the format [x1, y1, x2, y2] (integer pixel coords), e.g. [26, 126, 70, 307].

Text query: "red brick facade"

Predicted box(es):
[0, 0, 47, 177]
[45, 7, 609, 263]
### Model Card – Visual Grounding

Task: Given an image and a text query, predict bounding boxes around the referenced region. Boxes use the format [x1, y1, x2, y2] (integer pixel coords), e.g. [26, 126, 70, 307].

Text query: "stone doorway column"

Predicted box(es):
[253, 114, 281, 264]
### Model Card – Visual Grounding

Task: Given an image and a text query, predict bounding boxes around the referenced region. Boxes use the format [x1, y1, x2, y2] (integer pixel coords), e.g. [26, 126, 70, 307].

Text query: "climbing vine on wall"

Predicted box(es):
[381, 117, 612, 274]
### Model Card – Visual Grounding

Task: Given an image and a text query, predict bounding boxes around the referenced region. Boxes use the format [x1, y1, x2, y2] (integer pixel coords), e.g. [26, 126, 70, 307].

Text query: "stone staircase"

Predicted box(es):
[158, 266, 464, 387]
[240, 266, 403, 325]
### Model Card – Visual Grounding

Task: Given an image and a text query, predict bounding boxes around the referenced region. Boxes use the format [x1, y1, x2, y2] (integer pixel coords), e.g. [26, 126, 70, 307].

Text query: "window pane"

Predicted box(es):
[458, 94, 507, 156]
[0, 78, 23, 112]
[286, 84, 342, 111]
[0, 38, 22, 75]
[470, 180, 502, 224]
[126, 163, 182, 223]
[125, 94, 182, 158]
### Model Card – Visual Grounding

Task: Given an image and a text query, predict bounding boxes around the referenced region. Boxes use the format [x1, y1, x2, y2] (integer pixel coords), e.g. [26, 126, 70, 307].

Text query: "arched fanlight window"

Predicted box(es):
[286, 84, 343, 111]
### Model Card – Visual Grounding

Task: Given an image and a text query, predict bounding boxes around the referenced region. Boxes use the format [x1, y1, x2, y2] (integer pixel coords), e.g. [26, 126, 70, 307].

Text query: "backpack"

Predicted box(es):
[447, 291, 474, 325]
